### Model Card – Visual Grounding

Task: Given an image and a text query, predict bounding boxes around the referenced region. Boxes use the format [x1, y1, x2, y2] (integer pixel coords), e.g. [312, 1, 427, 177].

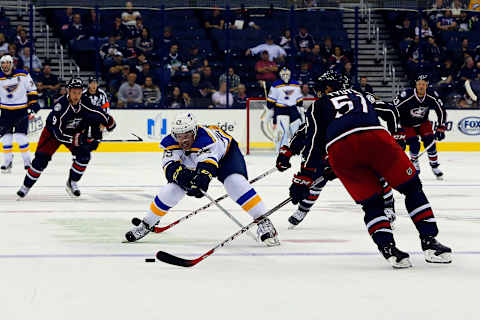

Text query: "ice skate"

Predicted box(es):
[1, 161, 12, 173]
[125, 220, 154, 242]
[288, 210, 308, 229]
[16, 185, 30, 199]
[421, 236, 452, 264]
[24, 159, 31, 170]
[431, 166, 443, 180]
[379, 243, 412, 269]
[66, 179, 81, 197]
[257, 218, 280, 246]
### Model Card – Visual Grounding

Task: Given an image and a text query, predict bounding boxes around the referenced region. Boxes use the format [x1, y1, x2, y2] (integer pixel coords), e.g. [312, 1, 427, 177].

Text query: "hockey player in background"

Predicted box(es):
[125, 112, 280, 246]
[83, 76, 110, 113]
[289, 70, 451, 268]
[277, 78, 402, 228]
[16, 78, 116, 198]
[393, 74, 447, 179]
[265, 67, 304, 153]
[0, 54, 40, 172]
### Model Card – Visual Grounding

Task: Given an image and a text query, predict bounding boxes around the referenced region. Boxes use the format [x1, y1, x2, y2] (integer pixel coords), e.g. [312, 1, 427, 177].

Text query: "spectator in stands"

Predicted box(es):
[279, 29, 293, 54]
[320, 37, 334, 63]
[15, 29, 30, 50]
[406, 36, 423, 80]
[122, 38, 139, 64]
[301, 84, 314, 98]
[246, 34, 286, 63]
[68, 13, 87, 42]
[200, 65, 215, 90]
[110, 17, 126, 41]
[295, 26, 315, 54]
[329, 46, 349, 70]
[303, 0, 318, 9]
[59, 7, 74, 33]
[305, 44, 326, 77]
[122, 2, 141, 27]
[191, 83, 213, 108]
[458, 37, 474, 62]
[107, 51, 128, 90]
[436, 10, 458, 31]
[0, 33, 8, 54]
[137, 61, 154, 85]
[255, 51, 278, 83]
[429, 0, 446, 23]
[343, 61, 355, 85]
[354, 76, 374, 95]
[54, 84, 67, 104]
[229, 8, 261, 30]
[205, 8, 224, 30]
[425, 36, 442, 65]
[181, 72, 203, 99]
[166, 86, 189, 108]
[85, 9, 106, 39]
[234, 83, 248, 108]
[397, 18, 415, 42]
[161, 26, 177, 48]
[100, 36, 120, 63]
[124, 16, 143, 39]
[298, 62, 314, 86]
[20, 47, 42, 75]
[164, 44, 185, 81]
[7, 43, 23, 69]
[118, 72, 143, 107]
[136, 27, 154, 56]
[219, 67, 241, 93]
[0, 7, 11, 31]
[185, 45, 204, 72]
[457, 11, 478, 32]
[415, 18, 433, 38]
[142, 76, 161, 106]
[37, 64, 61, 107]
[434, 58, 456, 97]
[459, 55, 479, 84]
[212, 82, 234, 108]
[451, 0, 465, 18]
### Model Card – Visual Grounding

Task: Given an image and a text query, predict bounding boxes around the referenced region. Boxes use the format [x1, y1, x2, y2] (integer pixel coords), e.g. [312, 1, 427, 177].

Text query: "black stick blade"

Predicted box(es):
[156, 251, 197, 267]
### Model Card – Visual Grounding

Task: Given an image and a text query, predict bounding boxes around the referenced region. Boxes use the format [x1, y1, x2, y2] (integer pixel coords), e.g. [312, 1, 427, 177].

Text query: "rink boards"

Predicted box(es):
[2, 108, 480, 152]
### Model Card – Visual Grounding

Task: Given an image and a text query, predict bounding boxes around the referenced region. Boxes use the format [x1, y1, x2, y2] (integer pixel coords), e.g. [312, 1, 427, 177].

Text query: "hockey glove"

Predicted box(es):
[392, 128, 407, 150]
[73, 132, 93, 147]
[172, 165, 195, 191]
[28, 102, 40, 114]
[323, 165, 337, 181]
[188, 169, 213, 198]
[435, 125, 446, 141]
[276, 145, 293, 172]
[289, 168, 315, 205]
[106, 116, 116, 132]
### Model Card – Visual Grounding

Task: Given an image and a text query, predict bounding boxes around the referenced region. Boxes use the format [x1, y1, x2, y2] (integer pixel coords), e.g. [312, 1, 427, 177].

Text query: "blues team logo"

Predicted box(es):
[458, 117, 480, 136]
[147, 114, 168, 140]
[3, 83, 19, 99]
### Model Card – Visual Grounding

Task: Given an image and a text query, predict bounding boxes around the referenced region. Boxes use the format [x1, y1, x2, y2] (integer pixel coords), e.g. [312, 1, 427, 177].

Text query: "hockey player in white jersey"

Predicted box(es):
[0, 55, 39, 173]
[266, 67, 304, 153]
[125, 112, 280, 246]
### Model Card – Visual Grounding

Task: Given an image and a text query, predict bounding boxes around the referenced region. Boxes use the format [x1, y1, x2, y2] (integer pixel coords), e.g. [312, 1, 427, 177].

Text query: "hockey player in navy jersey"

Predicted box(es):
[16, 78, 116, 198]
[288, 70, 451, 268]
[393, 74, 447, 179]
[125, 112, 280, 246]
[277, 78, 401, 228]
[265, 67, 304, 152]
[0, 54, 40, 172]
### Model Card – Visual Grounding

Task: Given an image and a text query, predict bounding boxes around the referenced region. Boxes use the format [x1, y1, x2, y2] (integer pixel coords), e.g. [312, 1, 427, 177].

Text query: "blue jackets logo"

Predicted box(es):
[458, 117, 480, 136]
[147, 114, 167, 139]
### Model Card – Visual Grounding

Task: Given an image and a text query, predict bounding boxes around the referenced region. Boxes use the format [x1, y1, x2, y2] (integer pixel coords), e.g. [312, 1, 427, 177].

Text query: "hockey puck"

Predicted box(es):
[145, 258, 156, 263]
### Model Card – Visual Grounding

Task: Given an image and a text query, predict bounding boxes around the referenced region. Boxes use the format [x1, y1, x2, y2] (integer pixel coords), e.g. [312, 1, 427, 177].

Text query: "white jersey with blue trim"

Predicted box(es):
[160, 125, 233, 172]
[267, 80, 303, 107]
[0, 69, 38, 110]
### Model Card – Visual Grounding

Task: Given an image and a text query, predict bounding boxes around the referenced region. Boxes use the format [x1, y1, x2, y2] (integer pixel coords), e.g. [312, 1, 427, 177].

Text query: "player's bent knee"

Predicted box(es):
[421, 134, 434, 145]
[396, 175, 422, 195]
[75, 154, 91, 164]
[32, 152, 51, 170]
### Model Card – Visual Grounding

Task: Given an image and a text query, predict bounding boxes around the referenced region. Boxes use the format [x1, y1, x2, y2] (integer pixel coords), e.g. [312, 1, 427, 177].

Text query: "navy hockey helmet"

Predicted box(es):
[316, 70, 344, 92]
[88, 76, 98, 83]
[416, 74, 429, 83]
[67, 77, 84, 89]
[341, 74, 352, 90]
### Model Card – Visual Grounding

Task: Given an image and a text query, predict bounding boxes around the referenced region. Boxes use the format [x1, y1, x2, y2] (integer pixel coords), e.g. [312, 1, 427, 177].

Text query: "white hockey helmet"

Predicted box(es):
[0, 55, 14, 74]
[172, 112, 198, 138]
[279, 67, 291, 83]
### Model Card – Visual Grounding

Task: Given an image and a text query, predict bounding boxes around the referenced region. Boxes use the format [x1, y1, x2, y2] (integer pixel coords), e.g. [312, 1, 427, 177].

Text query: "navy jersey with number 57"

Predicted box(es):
[303, 89, 386, 169]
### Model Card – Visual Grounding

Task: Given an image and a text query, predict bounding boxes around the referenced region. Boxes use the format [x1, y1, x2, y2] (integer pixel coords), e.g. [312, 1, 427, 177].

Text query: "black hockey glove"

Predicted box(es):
[392, 128, 407, 150]
[187, 169, 213, 198]
[435, 125, 446, 141]
[276, 145, 293, 172]
[172, 165, 195, 191]
[28, 102, 40, 114]
[289, 168, 315, 205]
[73, 132, 92, 147]
[106, 116, 116, 132]
[323, 165, 337, 181]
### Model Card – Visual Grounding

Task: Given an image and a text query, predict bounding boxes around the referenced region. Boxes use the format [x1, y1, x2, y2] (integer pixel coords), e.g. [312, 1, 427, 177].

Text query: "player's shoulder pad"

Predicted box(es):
[288, 80, 301, 86]
[271, 80, 284, 88]
[191, 126, 216, 151]
[12, 69, 29, 77]
[426, 87, 440, 98]
[52, 95, 68, 112]
[160, 134, 181, 151]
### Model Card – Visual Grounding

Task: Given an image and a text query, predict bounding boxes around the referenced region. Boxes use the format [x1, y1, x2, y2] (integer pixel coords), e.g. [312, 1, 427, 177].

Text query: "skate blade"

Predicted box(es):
[424, 251, 452, 264]
[262, 237, 281, 247]
[388, 257, 413, 269]
[65, 186, 80, 198]
[435, 176, 444, 181]
[1, 169, 12, 174]
[288, 223, 299, 230]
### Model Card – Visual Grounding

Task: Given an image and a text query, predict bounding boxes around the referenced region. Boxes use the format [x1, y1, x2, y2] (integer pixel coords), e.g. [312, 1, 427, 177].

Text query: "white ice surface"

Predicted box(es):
[0, 151, 479, 320]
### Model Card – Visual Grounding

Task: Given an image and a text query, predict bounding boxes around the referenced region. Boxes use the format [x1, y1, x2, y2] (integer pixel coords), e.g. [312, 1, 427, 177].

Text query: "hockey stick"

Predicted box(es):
[417, 140, 436, 158]
[201, 190, 258, 242]
[155, 176, 325, 267]
[132, 167, 278, 233]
